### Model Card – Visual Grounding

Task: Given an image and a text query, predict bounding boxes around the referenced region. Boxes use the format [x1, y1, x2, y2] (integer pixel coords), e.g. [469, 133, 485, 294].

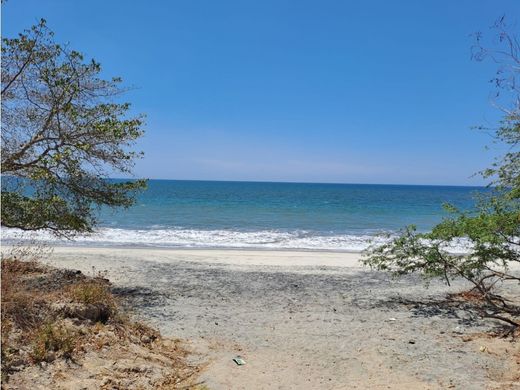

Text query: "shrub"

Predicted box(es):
[69, 281, 113, 306]
[31, 323, 75, 363]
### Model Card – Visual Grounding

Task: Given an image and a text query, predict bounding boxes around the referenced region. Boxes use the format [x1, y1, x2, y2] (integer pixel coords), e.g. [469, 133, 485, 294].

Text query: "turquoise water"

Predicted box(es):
[3, 180, 486, 251]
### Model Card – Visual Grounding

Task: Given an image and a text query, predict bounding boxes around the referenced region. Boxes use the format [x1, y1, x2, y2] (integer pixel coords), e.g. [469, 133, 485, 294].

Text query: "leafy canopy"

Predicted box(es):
[1, 19, 146, 235]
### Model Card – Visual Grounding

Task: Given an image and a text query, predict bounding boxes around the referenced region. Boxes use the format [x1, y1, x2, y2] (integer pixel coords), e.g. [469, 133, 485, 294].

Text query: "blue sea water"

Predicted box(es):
[3, 180, 487, 251]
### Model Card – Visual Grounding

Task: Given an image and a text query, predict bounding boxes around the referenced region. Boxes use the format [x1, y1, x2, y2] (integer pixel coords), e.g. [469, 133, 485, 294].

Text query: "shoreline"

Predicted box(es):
[3, 242, 367, 255]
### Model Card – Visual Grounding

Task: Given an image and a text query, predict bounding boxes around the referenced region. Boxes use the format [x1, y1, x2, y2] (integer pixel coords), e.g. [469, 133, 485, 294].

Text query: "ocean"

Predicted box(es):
[2, 180, 486, 252]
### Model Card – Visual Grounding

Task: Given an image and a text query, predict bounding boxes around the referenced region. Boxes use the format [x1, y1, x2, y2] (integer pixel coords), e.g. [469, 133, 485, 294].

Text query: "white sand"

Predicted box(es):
[35, 246, 520, 389]
[46, 246, 363, 267]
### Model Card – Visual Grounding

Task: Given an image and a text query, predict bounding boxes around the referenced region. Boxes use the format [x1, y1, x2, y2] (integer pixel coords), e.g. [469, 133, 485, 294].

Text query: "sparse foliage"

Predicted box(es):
[364, 17, 520, 329]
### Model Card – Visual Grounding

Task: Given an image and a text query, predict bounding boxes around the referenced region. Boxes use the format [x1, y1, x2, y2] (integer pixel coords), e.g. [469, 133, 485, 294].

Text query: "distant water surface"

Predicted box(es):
[3, 180, 487, 251]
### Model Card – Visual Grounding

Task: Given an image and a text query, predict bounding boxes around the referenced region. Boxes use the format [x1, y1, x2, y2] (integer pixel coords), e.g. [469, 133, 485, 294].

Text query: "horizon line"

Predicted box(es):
[110, 177, 489, 188]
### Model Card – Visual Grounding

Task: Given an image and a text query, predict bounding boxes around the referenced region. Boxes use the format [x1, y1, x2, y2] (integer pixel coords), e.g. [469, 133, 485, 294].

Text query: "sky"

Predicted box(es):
[3, 0, 520, 185]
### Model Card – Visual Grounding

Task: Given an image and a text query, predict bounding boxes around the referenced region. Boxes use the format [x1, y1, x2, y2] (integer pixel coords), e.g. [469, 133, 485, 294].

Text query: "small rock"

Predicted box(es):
[46, 352, 56, 362]
[453, 326, 463, 334]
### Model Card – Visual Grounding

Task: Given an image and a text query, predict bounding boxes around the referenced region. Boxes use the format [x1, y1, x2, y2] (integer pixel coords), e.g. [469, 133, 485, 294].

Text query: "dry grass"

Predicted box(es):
[1, 258, 89, 372]
[68, 280, 114, 306]
[1, 257, 199, 389]
[1, 259, 45, 330]
[1, 258, 44, 275]
[448, 289, 487, 304]
[67, 280, 118, 322]
[31, 322, 76, 363]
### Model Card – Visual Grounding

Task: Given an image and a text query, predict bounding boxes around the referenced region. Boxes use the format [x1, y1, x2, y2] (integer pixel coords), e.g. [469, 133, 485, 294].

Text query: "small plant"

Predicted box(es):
[69, 281, 114, 306]
[67, 281, 117, 323]
[131, 321, 159, 343]
[1, 320, 13, 371]
[1, 259, 42, 331]
[31, 323, 75, 363]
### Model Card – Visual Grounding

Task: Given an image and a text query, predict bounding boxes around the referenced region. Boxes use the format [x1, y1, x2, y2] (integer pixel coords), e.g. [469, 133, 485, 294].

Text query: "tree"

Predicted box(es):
[1, 20, 146, 236]
[363, 18, 520, 329]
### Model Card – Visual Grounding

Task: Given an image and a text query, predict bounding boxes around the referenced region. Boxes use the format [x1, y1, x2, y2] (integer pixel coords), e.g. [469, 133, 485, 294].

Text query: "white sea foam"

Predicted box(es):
[0, 227, 473, 253]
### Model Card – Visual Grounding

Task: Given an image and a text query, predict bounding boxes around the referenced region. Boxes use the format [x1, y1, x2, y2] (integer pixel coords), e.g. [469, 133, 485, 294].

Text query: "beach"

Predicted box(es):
[39, 246, 519, 389]
[3, 2, 520, 388]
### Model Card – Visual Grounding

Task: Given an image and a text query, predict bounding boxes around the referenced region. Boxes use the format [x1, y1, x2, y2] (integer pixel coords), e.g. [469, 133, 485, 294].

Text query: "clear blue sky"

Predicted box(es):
[3, 0, 519, 185]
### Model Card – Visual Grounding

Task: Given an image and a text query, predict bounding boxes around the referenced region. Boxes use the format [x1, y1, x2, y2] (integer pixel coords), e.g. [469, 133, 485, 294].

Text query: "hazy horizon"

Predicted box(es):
[110, 177, 489, 188]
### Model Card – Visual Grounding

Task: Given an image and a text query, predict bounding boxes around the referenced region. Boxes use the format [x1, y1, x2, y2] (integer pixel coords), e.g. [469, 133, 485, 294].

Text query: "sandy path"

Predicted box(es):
[42, 247, 518, 389]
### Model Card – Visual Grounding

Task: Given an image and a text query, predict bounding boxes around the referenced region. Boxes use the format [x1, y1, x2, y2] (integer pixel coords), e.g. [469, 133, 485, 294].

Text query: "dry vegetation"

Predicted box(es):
[1, 257, 201, 389]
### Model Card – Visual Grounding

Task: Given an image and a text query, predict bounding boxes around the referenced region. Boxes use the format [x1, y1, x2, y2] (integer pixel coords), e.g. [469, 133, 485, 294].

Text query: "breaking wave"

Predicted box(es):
[1, 227, 473, 253]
